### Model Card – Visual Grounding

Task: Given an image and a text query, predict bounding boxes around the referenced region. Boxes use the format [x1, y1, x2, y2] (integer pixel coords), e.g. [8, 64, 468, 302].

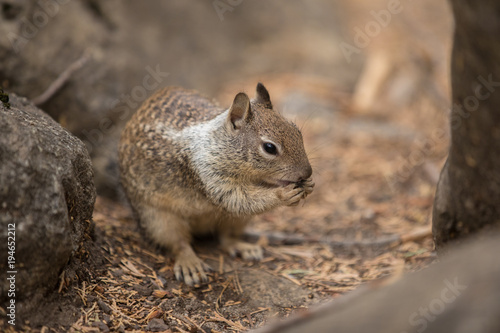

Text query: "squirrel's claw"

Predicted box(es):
[222, 239, 264, 261]
[302, 178, 315, 198]
[174, 250, 210, 286]
[280, 184, 305, 206]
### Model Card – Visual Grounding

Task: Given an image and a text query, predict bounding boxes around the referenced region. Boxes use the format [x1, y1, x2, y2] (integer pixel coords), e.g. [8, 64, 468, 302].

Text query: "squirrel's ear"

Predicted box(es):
[255, 82, 272, 108]
[228, 92, 251, 130]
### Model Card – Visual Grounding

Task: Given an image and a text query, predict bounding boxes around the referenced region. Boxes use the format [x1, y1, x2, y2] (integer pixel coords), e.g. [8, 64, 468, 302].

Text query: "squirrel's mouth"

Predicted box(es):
[262, 179, 295, 188]
[276, 180, 294, 187]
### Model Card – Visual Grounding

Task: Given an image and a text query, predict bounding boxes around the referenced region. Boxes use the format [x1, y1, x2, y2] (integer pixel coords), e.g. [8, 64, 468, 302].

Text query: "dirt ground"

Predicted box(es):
[3, 1, 455, 332]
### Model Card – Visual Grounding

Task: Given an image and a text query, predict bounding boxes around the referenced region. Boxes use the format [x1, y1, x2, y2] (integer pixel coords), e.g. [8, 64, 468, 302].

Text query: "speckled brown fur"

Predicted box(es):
[119, 83, 313, 286]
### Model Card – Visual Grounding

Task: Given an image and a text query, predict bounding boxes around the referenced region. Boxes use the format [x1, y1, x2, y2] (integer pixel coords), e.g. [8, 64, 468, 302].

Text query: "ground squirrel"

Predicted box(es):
[118, 83, 314, 285]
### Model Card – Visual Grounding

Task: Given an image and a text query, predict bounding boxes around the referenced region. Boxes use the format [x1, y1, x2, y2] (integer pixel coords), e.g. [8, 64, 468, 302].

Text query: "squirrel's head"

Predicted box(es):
[224, 83, 312, 187]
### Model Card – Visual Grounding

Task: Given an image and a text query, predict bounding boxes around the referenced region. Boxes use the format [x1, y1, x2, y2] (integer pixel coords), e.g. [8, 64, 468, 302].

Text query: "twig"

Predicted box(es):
[280, 273, 302, 286]
[246, 313, 254, 327]
[207, 310, 246, 331]
[58, 270, 66, 293]
[400, 226, 433, 244]
[171, 313, 207, 333]
[75, 281, 87, 306]
[176, 327, 190, 333]
[81, 301, 96, 324]
[33, 52, 90, 105]
[216, 277, 232, 310]
[249, 308, 270, 316]
[234, 270, 243, 294]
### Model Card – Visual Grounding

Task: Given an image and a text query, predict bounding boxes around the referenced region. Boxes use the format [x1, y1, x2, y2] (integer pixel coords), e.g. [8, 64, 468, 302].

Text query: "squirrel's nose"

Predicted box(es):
[298, 164, 313, 181]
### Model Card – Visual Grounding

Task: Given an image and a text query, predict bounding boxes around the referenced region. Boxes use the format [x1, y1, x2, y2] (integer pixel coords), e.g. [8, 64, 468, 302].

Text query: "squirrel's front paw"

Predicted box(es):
[278, 182, 307, 206]
[174, 248, 211, 286]
[300, 178, 315, 198]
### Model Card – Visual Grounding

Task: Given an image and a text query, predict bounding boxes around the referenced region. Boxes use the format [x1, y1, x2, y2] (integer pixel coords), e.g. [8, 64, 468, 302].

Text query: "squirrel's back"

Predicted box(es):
[119, 87, 222, 200]
[133, 86, 222, 131]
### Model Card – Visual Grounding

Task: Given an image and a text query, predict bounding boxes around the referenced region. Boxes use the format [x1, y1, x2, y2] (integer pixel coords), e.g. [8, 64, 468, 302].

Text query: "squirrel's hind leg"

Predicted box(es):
[221, 238, 264, 260]
[219, 219, 263, 260]
[137, 205, 211, 286]
[173, 242, 211, 286]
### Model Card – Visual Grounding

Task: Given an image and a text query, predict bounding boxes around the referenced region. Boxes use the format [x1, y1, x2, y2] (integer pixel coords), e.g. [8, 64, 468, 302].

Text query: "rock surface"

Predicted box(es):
[0, 93, 96, 319]
[238, 269, 313, 309]
[432, 0, 500, 250]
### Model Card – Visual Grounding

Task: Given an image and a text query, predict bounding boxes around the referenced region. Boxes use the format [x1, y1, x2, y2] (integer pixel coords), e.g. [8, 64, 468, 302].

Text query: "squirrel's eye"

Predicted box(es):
[263, 142, 278, 155]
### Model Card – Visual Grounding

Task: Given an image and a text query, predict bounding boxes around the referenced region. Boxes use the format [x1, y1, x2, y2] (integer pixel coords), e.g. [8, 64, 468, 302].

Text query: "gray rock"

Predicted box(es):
[239, 269, 313, 309]
[0, 94, 96, 310]
[432, 0, 500, 251]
